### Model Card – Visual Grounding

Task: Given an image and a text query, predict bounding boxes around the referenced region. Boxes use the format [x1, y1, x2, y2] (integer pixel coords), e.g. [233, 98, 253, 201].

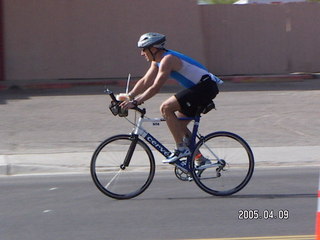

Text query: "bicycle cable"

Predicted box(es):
[124, 110, 139, 128]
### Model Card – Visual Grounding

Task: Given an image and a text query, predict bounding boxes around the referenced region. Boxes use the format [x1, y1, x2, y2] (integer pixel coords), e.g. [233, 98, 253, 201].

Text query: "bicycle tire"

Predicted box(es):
[90, 134, 155, 199]
[191, 131, 254, 196]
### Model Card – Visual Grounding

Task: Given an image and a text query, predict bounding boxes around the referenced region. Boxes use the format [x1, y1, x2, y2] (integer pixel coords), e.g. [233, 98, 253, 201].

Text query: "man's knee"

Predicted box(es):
[160, 96, 180, 117]
[160, 102, 170, 117]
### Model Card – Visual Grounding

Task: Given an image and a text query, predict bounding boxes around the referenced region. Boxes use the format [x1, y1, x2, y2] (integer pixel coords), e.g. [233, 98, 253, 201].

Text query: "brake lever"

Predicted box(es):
[105, 88, 146, 116]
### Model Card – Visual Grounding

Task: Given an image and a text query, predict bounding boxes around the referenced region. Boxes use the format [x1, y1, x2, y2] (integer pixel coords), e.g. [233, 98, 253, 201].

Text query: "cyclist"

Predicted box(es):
[120, 32, 223, 164]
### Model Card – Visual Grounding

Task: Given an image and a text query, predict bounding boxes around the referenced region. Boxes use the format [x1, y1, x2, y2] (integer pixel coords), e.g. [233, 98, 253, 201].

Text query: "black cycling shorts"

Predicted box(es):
[175, 76, 219, 117]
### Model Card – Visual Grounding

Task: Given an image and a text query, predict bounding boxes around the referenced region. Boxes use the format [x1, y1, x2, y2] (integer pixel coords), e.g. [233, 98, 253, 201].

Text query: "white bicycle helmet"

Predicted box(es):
[137, 32, 166, 49]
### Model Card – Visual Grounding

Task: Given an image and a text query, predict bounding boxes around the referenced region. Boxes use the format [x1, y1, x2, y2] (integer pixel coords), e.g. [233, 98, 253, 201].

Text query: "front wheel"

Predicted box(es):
[191, 131, 254, 196]
[90, 134, 155, 199]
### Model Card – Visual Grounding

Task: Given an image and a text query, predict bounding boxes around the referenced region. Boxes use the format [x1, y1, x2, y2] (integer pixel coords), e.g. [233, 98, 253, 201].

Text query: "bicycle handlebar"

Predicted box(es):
[104, 89, 146, 116]
[104, 88, 118, 102]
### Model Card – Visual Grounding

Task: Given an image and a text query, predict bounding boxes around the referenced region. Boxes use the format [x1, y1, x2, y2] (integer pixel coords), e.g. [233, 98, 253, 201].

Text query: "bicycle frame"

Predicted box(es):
[105, 88, 201, 157]
[130, 115, 202, 171]
[105, 88, 212, 173]
[133, 117, 171, 158]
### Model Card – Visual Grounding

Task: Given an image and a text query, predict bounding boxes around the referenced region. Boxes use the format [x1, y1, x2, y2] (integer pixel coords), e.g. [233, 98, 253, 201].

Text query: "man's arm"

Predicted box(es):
[134, 56, 175, 104]
[129, 62, 158, 99]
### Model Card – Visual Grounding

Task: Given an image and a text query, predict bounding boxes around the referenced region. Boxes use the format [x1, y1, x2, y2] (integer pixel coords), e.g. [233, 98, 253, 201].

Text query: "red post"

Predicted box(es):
[0, 0, 4, 81]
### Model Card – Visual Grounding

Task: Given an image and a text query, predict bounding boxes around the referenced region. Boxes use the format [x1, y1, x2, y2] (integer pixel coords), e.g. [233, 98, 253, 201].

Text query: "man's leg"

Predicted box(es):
[175, 111, 192, 145]
[161, 99, 208, 165]
[160, 96, 190, 146]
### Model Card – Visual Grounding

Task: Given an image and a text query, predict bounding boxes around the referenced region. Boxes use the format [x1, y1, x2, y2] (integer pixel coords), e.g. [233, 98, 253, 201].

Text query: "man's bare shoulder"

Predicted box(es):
[160, 53, 181, 71]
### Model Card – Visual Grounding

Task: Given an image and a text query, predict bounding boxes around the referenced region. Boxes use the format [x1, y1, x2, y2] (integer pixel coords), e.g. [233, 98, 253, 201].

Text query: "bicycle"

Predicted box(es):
[90, 89, 254, 199]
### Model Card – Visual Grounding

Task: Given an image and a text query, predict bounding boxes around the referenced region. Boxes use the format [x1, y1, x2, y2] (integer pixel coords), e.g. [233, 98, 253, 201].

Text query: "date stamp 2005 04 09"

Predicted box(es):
[238, 209, 290, 220]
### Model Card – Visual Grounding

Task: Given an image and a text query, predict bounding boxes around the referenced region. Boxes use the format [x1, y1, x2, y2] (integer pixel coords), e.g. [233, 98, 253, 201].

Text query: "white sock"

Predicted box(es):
[177, 143, 187, 151]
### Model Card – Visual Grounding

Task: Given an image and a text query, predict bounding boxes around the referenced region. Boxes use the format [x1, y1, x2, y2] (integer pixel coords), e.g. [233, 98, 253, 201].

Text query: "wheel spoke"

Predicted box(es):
[105, 169, 122, 189]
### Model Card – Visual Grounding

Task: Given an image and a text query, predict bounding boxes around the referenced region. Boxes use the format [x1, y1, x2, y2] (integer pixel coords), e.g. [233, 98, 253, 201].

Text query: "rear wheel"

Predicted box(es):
[191, 131, 254, 196]
[90, 134, 155, 199]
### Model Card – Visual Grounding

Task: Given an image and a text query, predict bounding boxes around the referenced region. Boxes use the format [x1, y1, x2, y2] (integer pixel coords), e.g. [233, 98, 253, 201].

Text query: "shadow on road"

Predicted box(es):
[128, 193, 316, 201]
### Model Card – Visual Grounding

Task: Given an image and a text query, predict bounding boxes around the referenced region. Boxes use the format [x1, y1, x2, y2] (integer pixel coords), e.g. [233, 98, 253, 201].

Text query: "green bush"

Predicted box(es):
[199, 0, 320, 3]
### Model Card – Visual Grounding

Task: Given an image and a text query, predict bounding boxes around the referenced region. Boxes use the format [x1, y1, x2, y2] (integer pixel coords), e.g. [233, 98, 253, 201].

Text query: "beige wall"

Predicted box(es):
[200, 3, 320, 75]
[3, 0, 204, 80]
[3, 0, 320, 81]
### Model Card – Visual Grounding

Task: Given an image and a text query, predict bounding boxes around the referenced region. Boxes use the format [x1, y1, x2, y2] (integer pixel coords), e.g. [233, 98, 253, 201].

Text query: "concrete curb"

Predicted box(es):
[0, 74, 316, 91]
[1, 146, 319, 176]
[221, 73, 315, 83]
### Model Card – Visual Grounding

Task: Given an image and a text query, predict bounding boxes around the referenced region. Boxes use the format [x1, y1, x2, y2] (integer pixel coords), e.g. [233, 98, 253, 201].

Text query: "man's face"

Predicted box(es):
[141, 48, 153, 62]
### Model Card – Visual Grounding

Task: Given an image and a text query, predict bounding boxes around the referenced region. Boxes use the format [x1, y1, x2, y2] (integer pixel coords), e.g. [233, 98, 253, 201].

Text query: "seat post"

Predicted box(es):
[189, 114, 201, 150]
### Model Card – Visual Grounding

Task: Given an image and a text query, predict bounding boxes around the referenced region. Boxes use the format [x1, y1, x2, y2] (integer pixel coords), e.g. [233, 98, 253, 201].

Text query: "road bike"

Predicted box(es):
[90, 89, 254, 199]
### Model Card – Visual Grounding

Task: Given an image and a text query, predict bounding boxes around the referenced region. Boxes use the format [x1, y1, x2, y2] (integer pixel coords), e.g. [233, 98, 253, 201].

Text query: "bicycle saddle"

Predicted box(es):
[201, 101, 216, 114]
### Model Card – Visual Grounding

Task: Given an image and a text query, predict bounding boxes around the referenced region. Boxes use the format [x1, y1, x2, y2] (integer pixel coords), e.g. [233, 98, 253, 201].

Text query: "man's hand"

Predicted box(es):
[119, 100, 138, 110]
[116, 93, 131, 101]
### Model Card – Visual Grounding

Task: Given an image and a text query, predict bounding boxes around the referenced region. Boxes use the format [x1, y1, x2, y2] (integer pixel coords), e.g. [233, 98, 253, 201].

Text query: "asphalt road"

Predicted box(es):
[0, 167, 318, 240]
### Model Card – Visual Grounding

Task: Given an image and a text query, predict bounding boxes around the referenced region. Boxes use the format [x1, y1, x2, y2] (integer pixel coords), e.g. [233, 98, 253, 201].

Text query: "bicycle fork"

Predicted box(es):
[120, 135, 139, 170]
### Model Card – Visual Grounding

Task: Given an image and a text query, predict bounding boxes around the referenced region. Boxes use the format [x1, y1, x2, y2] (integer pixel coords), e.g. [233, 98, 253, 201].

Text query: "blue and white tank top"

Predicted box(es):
[157, 50, 223, 88]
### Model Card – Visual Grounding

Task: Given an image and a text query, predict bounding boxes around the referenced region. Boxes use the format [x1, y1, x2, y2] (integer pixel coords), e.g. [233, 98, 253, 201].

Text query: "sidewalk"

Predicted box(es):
[1, 74, 319, 175]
